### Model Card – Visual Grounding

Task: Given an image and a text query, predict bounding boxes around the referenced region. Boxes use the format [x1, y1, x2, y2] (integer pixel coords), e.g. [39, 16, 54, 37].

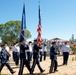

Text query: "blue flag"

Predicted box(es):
[20, 4, 26, 42]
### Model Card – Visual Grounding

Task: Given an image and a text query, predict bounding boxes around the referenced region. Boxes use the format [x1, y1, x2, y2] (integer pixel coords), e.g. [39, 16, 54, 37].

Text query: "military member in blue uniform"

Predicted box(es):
[18, 40, 31, 75]
[0, 44, 15, 74]
[31, 39, 45, 74]
[49, 42, 59, 73]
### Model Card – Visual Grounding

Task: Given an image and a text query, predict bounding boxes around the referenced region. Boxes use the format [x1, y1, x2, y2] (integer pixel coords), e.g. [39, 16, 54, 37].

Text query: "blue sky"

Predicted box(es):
[0, 0, 76, 42]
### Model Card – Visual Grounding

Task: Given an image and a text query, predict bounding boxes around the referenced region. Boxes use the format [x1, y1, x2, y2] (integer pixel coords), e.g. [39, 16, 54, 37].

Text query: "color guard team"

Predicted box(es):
[0, 40, 71, 75]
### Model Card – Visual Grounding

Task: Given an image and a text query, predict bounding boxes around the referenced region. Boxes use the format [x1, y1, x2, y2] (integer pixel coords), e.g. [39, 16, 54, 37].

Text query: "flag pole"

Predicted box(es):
[37, 0, 42, 46]
[38, 0, 40, 4]
[23, 0, 25, 4]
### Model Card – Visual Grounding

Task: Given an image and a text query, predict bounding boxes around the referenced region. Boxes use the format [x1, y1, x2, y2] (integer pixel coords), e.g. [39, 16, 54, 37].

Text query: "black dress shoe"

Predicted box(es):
[49, 71, 54, 73]
[12, 71, 16, 74]
[30, 68, 34, 74]
[30, 71, 33, 75]
[49, 71, 52, 73]
[54, 70, 58, 72]
[41, 70, 45, 73]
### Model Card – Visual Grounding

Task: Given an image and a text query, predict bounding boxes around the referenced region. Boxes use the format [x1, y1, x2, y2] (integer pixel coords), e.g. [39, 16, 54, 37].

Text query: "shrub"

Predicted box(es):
[70, 46, 76, 52]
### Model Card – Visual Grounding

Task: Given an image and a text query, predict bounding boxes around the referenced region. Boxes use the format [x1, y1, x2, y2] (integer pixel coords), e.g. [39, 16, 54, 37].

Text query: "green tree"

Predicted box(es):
[69, 34, 75, 43]
[0, 20, 32, 45]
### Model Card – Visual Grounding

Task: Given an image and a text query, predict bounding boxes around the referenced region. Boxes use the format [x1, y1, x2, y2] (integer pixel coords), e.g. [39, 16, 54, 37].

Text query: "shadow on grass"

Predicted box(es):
[12, 66, 20, 69]
[58, 64, 63, 67]
[23, 73, 50, 75]
[0, 74, 11, 75]
[0, 73, 52, 75]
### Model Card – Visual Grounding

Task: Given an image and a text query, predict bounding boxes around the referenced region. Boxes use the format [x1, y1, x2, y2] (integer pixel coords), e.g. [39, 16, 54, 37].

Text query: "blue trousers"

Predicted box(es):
[63, 52, 69, 65]
[44, 52, 47, 60]
[0, 63, 14, 74]
[31, 53, 43, 73]
[40, 52, 43, 62]
[18, 58, 31, 75]
[49, 59, 58, 72]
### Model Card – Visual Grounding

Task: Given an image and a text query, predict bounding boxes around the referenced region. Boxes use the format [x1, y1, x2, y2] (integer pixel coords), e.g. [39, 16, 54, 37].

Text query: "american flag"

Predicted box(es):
[37, 4, 42, 46]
